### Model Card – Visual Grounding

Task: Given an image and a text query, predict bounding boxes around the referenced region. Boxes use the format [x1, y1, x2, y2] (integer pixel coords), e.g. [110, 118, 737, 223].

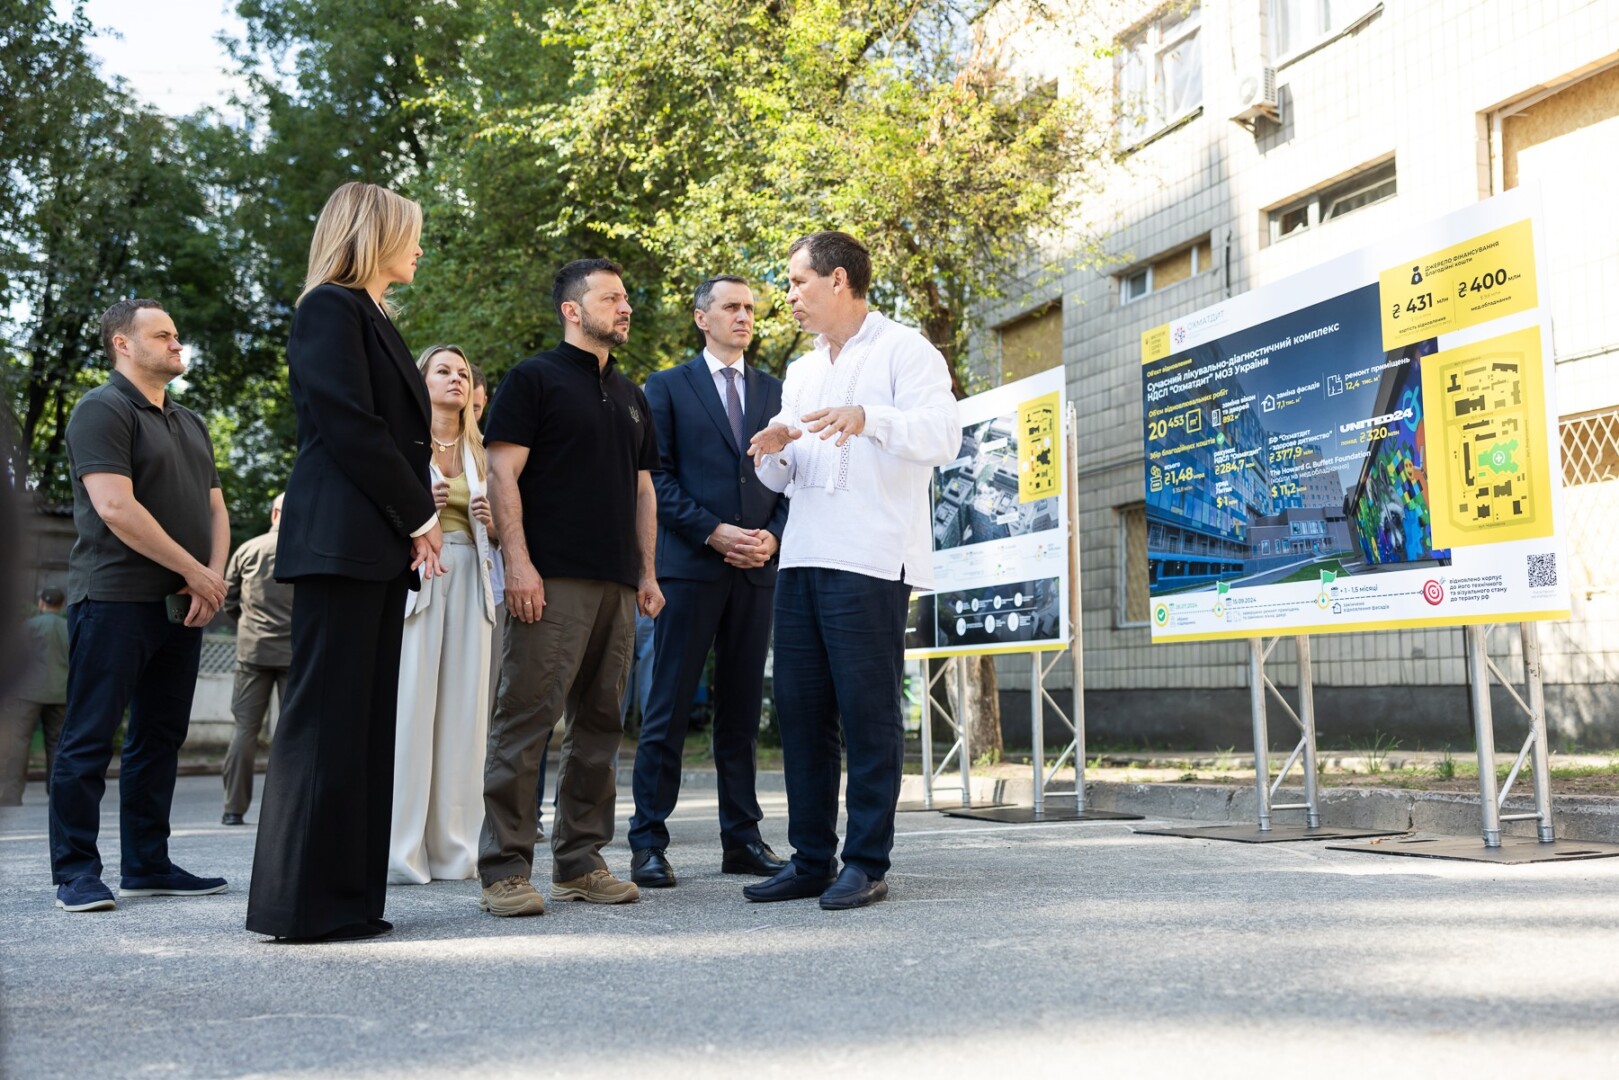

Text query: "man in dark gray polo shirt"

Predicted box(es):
[49, 298, 232, 913]
[220, 492, 293, 826]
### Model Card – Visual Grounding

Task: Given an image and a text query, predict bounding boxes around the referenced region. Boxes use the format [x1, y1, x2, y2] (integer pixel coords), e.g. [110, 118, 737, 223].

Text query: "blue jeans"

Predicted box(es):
[49, 600, 202, 883]
[772, 568, 911, 880]
[619, 611, 655, 724]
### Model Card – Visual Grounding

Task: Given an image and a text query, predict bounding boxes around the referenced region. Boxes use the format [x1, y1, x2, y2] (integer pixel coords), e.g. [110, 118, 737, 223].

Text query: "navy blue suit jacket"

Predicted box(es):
[645, 355, 789, 585]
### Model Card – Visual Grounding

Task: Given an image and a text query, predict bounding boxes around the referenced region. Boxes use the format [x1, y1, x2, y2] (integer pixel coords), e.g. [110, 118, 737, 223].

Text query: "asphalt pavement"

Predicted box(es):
[2, 775, 1617, 1079]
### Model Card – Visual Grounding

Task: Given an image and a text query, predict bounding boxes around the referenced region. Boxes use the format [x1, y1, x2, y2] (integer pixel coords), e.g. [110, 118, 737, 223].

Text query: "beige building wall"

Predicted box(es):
[982, 0, 1619, 745]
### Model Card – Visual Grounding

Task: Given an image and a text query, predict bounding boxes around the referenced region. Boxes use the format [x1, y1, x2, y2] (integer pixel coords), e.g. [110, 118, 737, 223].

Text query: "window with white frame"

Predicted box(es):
[1271, 0, 1380, 62]
[1116, 4, 1203, 146]
[1119, 236, 1214, 305]
[1268, 159, 1395, 243]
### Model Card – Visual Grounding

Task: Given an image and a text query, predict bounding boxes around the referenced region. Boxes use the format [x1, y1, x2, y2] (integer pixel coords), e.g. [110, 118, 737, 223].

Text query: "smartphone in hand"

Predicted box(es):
[164, 593, 190, 624]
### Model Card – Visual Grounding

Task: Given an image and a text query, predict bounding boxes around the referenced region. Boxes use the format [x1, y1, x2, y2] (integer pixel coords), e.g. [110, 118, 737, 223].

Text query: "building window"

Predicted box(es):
[1117, 4, 1202, 146]
[1119, 236, 1214, 305]
[1268, 159, 1396, 243]
[1271, 0, 1379, 61]
[1118, 504, 1150, 626]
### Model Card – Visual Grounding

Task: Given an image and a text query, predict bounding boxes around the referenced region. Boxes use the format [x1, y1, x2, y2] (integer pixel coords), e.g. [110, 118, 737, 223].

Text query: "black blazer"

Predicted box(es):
[275, 284, 435, 584]
[644, 355, 789, 585]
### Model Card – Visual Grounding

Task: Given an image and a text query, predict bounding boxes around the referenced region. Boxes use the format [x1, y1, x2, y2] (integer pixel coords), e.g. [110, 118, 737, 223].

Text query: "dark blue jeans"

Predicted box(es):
[49, 599, 202, 884]
[773, 568, 910, 880]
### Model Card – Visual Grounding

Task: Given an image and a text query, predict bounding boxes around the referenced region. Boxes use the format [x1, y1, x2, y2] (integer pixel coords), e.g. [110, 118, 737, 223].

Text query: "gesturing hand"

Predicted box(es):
[748, 422, 802, 466]
[802, 405, 864, 446]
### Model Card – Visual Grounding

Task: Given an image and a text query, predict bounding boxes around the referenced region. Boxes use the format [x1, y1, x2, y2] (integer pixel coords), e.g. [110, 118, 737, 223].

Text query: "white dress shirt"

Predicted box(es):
[704, 348, 746, 412]
[754, 311, 960, 589]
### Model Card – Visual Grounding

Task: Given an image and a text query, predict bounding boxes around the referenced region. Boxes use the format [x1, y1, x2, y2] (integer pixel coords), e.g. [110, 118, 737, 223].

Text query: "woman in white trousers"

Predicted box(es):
[389, 345, 497, 884]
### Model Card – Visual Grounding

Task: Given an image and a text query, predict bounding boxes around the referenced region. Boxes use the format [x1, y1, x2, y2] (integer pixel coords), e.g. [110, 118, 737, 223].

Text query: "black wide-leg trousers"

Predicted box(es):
[246, 574, 407, 938]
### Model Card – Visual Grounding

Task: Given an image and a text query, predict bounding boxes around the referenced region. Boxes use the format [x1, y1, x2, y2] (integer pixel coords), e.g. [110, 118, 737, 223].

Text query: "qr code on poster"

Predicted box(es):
[1527, 553, 1558, 588]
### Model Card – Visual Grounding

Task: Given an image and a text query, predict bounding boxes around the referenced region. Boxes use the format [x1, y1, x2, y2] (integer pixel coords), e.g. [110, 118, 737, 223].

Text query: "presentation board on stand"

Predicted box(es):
[905, 365, 1070, 660]
[1139, 187, 1568, 643]
[1132, 188, 1612, 861]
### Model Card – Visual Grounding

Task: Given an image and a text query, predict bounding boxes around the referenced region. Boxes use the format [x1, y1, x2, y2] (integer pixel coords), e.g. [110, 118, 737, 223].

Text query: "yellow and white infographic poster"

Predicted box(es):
[906, 366, 1070, 658]
[1139, 189, 1569, 643]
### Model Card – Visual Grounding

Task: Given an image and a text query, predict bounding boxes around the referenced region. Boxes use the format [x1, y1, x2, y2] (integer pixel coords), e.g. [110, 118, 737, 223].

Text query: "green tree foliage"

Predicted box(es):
[0, 1, 258, 531]
[417, 0, 1110, 387]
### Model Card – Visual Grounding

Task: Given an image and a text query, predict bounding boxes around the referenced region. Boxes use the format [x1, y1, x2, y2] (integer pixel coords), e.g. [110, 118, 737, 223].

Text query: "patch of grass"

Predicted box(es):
[974, 748, 1001, 768]
[1434, 749, 1457, 781]
[1213, 746, 1238, 772]
[1356, 731, 1400, 775]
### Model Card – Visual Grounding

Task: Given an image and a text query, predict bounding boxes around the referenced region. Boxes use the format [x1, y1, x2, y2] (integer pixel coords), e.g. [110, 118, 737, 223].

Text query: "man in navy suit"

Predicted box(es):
[628, 276, 790, 887]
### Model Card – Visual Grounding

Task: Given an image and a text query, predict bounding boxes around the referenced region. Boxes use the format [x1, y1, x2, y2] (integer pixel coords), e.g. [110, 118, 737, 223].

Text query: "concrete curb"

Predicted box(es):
[880, 773, 1619, 845]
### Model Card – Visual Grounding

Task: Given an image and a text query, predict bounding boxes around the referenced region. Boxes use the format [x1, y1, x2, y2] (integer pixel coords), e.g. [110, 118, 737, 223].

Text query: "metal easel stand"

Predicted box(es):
[1138, 635, 1402, 843]
[946, 402, 1138, 825]
[1331, 622, 1619, 863]
[896, 656, 1007, 812]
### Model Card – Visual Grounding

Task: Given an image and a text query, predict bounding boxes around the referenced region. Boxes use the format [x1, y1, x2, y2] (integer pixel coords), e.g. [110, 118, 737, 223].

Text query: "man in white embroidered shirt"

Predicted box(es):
[745, 231, 960, 910]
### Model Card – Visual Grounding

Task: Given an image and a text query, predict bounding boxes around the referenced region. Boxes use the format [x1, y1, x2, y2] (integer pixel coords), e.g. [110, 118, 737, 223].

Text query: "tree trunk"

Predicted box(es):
[966, 654, 1002, 764]
[936, 654, 1003, 766]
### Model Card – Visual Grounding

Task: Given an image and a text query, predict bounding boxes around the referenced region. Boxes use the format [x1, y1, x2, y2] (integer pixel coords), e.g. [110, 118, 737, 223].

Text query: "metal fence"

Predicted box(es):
[199, 633, 237, 676]
[1560, 406, 1619, 593]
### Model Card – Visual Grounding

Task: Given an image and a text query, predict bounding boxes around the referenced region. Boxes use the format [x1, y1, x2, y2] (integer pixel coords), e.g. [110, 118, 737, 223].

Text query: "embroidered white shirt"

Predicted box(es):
[703, 348, 746, 412]
[755, 311, 960, 589]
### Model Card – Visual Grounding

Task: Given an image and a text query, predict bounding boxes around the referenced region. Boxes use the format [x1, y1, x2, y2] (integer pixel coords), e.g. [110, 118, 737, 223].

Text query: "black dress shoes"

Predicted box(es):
[630, 848, 677, 888]
[721, 841, 788, 876]
[742, 862, 836, 903]
[220, 813, 245, 826]
[818, 865, 888, 911]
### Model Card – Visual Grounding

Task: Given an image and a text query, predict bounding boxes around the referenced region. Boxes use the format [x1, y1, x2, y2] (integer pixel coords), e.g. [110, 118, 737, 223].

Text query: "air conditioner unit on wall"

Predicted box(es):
[1231, 65, 1279, 122]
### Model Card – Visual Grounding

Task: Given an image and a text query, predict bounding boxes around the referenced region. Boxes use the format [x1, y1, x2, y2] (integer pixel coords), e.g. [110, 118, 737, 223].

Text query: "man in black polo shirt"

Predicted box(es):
[50, 299, 232, 913]
[477, 258, 665, 916]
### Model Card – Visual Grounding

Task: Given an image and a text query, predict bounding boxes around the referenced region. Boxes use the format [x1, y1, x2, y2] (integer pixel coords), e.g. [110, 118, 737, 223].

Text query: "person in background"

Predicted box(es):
[219, 493, 293, 826]
[628, 275, 789, 889]
[746, 231, 960, 911]
[389, 345, 497, 883]
[0, 586, 70, 806]
[245, 182, 443, 943]
[477, 258, 663, 916]
[50, 298, 232, 913]
[621, 612, 655, 730]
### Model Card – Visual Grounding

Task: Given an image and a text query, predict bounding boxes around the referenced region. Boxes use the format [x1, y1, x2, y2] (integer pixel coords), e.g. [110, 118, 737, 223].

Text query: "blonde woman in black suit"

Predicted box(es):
[389, 345, 498, 884]
[246, 182, 445, 943]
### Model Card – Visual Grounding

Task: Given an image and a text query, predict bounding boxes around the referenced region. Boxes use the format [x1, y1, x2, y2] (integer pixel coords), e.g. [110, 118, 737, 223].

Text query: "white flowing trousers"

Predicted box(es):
[389, 534, 491, 883]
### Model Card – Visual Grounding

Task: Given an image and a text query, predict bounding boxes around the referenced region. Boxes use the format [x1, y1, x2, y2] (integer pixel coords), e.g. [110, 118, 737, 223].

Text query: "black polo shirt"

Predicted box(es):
[65, 370, 221, 604]
[485, 342, 660, 589]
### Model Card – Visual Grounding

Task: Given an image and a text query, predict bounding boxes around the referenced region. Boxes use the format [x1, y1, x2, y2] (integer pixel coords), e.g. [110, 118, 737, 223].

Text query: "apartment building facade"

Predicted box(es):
[989, 0, 1619, 748]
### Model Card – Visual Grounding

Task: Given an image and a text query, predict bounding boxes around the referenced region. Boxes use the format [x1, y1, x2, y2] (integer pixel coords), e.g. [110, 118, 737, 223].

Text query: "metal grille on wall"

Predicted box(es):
[1560, 407, 1619, 592]
[199, 634, 237, 675]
